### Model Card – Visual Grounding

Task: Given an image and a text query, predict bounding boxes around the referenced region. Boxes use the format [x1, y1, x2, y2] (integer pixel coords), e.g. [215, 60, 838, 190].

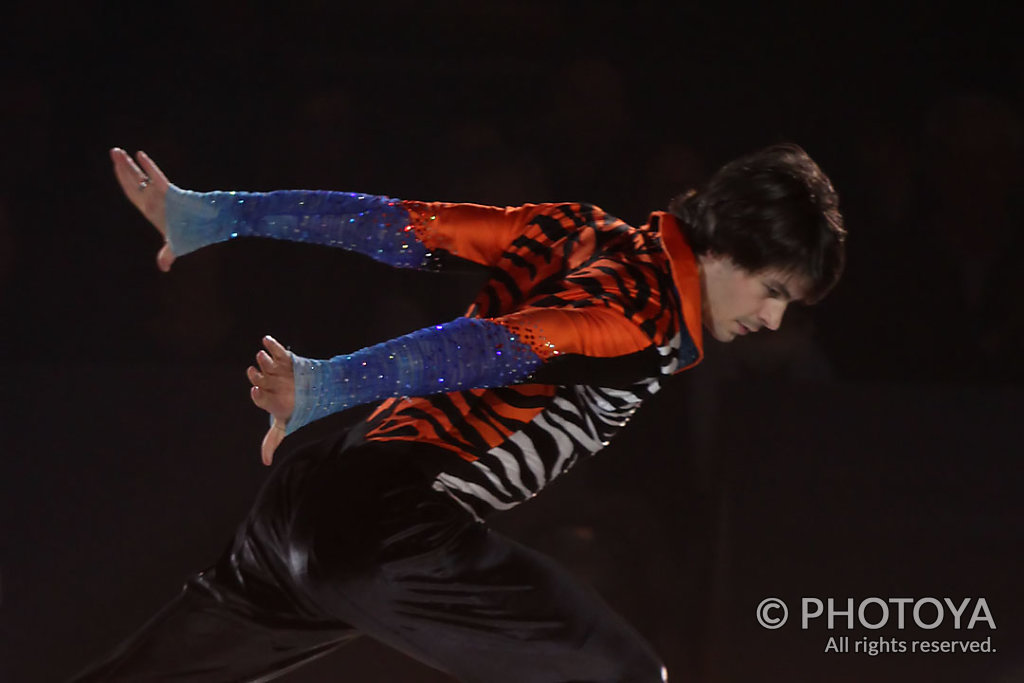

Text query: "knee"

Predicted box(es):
[585, 646, 666, 683]
[616, 651, 668, 683]
[637, 658, 669, 683]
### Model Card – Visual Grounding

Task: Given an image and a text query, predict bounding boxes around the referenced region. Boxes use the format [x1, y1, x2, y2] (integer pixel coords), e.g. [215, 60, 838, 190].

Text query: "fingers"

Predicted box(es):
[246, 365, 265, 386]
[135, 150, 170, 189]
[247, 337, 291, 407]
[249, 375, 279, 402]
[249, 344, 285, 392]
[248, 335, 296, 441]
[253, 336, 292, 378]
[110, 147, 145, 178]
[109, 147, 167, 188]
[250, 384, 269, 407]
[263, 335, 290, 362]
[250, 337, 294, 467]
[110, 147, 149, 202]
[250, 385, 287, 417]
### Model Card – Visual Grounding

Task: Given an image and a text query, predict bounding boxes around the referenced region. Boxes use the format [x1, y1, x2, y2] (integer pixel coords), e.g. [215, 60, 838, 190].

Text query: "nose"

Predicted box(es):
[759, 299, 787, 331]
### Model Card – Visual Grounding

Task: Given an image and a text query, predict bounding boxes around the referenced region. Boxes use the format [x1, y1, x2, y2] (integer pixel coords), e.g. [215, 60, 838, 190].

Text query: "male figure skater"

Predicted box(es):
[72, 143, 845, 682]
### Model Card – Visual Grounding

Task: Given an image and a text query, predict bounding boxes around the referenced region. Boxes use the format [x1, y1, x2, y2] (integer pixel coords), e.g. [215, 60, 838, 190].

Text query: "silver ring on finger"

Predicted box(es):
[138, 176, 150, 191]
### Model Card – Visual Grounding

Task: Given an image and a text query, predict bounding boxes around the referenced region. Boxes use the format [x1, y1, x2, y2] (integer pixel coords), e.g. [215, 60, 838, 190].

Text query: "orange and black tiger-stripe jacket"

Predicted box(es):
[358, 200, 705, 518]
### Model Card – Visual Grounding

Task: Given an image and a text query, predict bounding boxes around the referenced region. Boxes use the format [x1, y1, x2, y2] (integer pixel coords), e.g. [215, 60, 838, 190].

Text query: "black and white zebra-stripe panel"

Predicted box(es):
[431, 378, 661, 516]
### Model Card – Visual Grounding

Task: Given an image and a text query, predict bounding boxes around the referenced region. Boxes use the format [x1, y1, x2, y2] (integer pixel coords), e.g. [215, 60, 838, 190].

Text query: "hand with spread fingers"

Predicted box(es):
[109, 147, 177, 272]
[246, 335, 296, 466]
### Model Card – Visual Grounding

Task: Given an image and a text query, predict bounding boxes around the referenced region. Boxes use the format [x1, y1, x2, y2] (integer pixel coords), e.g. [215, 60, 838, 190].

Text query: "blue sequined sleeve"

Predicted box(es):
[164, 185, 431, 268]
[286, 317, 542, 435]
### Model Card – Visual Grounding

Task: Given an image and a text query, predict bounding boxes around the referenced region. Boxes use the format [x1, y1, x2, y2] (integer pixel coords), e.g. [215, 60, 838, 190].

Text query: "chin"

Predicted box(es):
[708, 324, 736, 343]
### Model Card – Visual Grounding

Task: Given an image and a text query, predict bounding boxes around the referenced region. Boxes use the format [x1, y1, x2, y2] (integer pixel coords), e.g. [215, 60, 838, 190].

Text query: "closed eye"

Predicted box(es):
[764, 279, 792, 301]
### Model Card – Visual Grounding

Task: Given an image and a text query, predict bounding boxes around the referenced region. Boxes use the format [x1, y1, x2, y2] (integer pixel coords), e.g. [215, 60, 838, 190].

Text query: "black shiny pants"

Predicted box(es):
[69, 438, 665, 683]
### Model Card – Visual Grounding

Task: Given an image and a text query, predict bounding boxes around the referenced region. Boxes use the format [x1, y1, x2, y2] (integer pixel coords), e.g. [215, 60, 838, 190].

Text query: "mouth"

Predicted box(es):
[737, 322, 756, 336]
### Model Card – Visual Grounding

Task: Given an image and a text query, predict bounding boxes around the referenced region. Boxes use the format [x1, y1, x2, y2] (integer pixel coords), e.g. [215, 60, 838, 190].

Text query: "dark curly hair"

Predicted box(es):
[668, 143, 846, 303]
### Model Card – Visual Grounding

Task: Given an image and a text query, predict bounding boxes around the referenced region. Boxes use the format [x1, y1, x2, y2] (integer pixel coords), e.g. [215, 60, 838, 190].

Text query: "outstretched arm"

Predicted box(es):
[247, 317, 544, 466]
[163, 185, 434, 269]
[246, 302, 653, 464]
[111, 148, 554, 272]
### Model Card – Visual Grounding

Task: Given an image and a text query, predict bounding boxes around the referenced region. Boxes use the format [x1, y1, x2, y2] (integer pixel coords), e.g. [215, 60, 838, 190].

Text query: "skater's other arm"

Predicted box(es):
[110, 149, 552, 272]
[277, 304, 652, 434]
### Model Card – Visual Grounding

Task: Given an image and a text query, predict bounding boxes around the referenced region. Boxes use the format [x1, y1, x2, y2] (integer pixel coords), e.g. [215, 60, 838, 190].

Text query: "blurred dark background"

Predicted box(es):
[3, 1, 1022, 681]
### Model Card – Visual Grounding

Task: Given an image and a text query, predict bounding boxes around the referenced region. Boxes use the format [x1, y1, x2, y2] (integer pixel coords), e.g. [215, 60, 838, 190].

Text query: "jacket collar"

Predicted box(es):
[652, 211, 704, 370]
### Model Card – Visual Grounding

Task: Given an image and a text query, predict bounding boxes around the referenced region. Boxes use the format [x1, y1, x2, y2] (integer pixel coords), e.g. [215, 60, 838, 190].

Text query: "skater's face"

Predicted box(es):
[698, 254, 808, 342]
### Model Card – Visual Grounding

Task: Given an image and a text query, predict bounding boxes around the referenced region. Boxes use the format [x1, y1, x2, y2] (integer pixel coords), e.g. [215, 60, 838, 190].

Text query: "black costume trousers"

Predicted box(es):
[69, 433, 665, 683]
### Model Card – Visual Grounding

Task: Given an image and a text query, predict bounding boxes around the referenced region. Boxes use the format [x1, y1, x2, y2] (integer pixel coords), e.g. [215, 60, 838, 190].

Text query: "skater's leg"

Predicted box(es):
[67, 566, 357, 682]
[67, 440, 359, 683]
[283, 448, 667, 683]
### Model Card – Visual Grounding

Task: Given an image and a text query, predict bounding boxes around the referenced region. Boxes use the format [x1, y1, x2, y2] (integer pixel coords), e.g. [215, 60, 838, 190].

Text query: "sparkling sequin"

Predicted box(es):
[402, 201, 457, 256]
[286, 318, 542, 436]
[164, 185, 435, 269]
[496, 321, 559, 360]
